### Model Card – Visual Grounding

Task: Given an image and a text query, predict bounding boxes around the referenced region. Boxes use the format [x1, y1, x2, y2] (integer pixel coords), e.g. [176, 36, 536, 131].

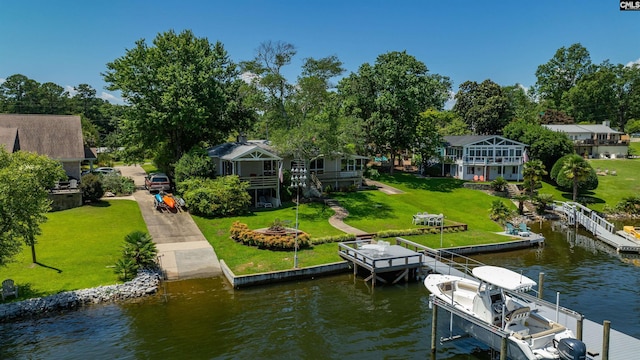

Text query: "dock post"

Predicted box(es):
[577, 315, 583, 340]
[538, 272, 544, 299]
[430, 302, 438, 359]
[500, 336, 508, 360]
[602, 320, 611, 360]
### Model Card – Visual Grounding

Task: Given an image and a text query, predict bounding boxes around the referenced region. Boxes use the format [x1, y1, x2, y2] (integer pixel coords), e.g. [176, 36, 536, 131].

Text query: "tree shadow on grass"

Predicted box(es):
[35, 261, 63, 273]
[332, 191, 394, 221]
[377, 173, 464, 193]
[87, 200, 112, 208]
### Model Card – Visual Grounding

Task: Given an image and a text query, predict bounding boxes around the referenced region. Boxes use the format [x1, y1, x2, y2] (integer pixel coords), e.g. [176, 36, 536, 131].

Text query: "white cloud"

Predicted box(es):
[0, 77, 5, 84]
[99, 91, 123, 104]
[626, 58, 640, 68]
[65, 85, 77, 97]
[241, 71, 259, 84]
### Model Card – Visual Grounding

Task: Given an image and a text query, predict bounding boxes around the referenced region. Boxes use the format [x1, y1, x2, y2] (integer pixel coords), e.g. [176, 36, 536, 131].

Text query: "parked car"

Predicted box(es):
[94, 167, 121, 175]
[144, 173, 171, 192]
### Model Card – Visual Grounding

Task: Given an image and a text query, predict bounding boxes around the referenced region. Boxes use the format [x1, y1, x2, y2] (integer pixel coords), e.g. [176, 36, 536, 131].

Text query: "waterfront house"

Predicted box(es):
[0, 114, 95, 180]
[542, 121, 629, 159]
[439, 135, 527, 181]
[207, 138, 368, 207]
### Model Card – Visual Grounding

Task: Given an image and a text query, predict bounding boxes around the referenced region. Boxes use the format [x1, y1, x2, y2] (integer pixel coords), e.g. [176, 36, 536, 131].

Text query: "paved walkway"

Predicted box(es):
[117, 165, 221, 280]
[364, 178, 404, 194]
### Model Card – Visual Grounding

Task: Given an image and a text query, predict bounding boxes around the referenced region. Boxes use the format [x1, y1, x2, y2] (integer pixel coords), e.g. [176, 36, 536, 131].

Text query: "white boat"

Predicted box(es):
[424, 266, 586, 360]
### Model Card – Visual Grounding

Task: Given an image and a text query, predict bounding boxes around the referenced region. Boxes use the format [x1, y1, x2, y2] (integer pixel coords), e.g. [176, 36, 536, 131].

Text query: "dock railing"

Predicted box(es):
[337, 240, 423, 271]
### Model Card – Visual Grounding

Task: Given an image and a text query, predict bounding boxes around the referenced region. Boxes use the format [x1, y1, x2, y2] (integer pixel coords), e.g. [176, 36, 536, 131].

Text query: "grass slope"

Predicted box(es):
[0, 200, 147, 300]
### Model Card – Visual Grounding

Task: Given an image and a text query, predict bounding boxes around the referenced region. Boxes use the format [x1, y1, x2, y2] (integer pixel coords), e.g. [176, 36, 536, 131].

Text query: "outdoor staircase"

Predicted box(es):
[506, 183, 537, 220]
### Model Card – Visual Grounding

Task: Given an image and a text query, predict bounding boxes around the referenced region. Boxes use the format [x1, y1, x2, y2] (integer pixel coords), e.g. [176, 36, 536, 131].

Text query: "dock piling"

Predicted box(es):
[603, 320, 611, 360]
[430, 299, 438, 358]
[500, 336, 508, 360]
[538, 272, 544, 299]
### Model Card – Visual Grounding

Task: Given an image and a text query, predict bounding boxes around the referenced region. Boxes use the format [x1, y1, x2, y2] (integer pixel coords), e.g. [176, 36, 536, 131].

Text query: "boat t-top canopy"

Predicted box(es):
[472, 266, 536, 292]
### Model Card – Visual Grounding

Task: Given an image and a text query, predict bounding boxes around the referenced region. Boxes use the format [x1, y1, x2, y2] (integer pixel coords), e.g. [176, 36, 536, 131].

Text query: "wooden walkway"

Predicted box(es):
[552, 201, 640, 254]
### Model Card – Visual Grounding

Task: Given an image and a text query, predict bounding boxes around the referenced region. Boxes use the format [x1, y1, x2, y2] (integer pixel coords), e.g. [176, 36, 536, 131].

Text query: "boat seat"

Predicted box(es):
[504, 306, 531, 336]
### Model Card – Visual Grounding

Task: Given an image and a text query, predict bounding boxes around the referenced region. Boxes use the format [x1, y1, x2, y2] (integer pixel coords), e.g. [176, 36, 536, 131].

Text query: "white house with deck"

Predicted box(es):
[440, 135, 527, 181]
[543, 122, 629, 159]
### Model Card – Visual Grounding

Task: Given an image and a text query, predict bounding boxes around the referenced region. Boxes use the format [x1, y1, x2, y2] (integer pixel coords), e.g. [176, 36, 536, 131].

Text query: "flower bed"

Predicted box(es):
[230, 222, 310, 250]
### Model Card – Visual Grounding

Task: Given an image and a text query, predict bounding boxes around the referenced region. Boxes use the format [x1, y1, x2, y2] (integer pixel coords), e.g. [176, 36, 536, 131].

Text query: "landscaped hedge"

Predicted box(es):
[311, 233, 357, 245]
[230, 222, 310, 250]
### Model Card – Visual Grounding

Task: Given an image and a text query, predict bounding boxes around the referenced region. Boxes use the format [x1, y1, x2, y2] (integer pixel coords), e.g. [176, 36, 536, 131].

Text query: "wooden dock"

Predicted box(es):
[553, 201, 640, 254]
[338, 240, 423, 287]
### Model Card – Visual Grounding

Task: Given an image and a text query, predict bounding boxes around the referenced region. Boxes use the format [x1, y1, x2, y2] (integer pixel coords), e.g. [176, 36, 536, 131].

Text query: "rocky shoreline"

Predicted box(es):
[0, 270, 161, 323]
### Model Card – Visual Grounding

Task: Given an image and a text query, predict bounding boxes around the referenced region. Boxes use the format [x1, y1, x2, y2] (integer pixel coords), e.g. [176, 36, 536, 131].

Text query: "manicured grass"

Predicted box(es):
[195, 174, 518, 274]
[0, 200, 147, 300]
[193, 201, 344, 274]
[538, 158, 640, 212]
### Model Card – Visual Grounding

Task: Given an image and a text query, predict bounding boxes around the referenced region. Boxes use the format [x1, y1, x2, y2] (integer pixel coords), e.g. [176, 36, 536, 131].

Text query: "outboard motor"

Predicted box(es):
[557, 338, 587, 360]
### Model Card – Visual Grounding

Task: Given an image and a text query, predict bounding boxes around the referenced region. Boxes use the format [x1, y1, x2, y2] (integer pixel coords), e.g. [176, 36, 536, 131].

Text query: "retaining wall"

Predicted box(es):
[220, 260, 351, 288]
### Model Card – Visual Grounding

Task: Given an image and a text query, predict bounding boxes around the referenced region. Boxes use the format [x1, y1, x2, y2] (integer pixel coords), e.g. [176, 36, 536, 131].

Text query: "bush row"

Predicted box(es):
[230, 222, 310, 250]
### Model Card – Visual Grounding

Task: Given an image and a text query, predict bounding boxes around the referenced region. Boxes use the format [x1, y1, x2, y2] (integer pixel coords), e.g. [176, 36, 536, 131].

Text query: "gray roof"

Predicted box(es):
[207, 140, 281, 161]
[0, 114, 87, 159]
[443, 135, 527, 147]
[0, 126, 18, 152]
[543, 124, 623, 134]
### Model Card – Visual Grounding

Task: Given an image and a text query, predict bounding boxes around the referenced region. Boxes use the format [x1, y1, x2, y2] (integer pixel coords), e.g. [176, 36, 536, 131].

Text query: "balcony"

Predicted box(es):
[240, 175, 278, 189]
[458, 156, 523, 166]
[574, 139, 629, 146]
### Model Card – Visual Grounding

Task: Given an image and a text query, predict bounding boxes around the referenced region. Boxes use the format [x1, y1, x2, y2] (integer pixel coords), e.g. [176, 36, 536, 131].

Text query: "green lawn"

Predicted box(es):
[195, 174, 518, 274]
[0, 200, 147, 300]
[538, 158, 640, 212]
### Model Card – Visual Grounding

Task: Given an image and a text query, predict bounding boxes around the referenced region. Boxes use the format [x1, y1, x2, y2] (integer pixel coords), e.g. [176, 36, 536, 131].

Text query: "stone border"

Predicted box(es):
[220, 260, 351, 288]
[0, 270, 161, 323]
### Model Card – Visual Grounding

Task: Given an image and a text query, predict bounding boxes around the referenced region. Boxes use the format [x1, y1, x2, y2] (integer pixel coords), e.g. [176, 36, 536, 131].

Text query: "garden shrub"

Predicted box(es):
[114, 231, 157, 282]
[490, 176, 507, 192]
[615, 196, 640, 215]
[180, 176, 251, 217]
[550, 154, 598, 191]
[230, 222, 310, 250]
[174, 147, 216, 183]
[101, 173, 135, 195]
[80, 173, 104, 202]
[311, 233, 356, 245]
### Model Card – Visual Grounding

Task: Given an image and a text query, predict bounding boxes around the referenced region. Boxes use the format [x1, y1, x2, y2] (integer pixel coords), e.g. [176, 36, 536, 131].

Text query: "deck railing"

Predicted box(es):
[239, 175, 278, 189]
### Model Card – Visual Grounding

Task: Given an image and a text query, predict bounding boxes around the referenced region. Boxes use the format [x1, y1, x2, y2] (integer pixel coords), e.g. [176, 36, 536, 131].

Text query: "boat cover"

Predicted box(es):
[472, 266, 536, 291]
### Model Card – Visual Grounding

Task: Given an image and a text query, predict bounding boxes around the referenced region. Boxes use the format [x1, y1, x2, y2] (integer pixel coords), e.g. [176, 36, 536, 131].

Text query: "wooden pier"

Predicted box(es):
[338, 240, 423, 287]
[553, 201, 640, 254]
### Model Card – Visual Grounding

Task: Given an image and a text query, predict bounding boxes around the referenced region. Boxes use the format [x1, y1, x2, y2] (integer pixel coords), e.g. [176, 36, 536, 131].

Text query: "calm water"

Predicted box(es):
[1, 221, 639, 360]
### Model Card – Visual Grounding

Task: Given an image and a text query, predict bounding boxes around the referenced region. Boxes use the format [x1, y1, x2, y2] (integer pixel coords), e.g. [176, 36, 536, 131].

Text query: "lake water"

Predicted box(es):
[1, 221, 638, 359]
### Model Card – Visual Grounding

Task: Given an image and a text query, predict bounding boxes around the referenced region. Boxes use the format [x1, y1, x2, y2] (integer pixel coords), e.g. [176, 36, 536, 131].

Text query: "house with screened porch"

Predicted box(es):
[207, 138, 367, 208]
[439, 135, 528, 181]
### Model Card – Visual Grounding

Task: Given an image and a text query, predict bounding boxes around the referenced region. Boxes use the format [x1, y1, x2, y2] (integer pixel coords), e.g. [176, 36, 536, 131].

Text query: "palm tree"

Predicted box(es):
[489, 200, 513, 225]
[522, 160, 547, 197]
[561, 155, 591, 202]
[123, 231, 157, 269]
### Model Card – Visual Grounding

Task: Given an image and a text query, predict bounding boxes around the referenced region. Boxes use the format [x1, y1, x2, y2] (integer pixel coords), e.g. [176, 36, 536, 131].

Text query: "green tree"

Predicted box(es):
[173, 147, 216, 183]
[104, 29, 254, 171]
[625, 118, 640, 134]
[564, 63, 617, 124]
[503, 84, 538, 123]
[550, 154, 597, 201]
[503, 120, 573, 171]
[0, 148, 66, 265]
[534, 43, 593, 108]
[489, 199, 513, 225]
[414, 109, 443, 174]
[453, 79, 512, 135]
[338, 51, 451, 173]
[522, 160, 547, 197]
[0, 74, 41, 113]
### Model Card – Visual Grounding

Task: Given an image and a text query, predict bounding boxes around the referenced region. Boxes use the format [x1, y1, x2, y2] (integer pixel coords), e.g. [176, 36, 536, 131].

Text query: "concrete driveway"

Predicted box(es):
[117, 165, 222, 280]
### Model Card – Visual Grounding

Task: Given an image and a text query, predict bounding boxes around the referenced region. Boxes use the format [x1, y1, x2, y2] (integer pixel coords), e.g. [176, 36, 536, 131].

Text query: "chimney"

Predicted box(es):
[237, 133, 247, 143]
[602, 120, 610, 127]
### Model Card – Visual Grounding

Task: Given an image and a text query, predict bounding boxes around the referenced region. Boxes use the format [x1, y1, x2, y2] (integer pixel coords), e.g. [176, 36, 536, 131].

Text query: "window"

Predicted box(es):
[263, 160, 275, 175]
[310, 158, 324, 174]
[468, 166, 475, 174]
[512, 166, 518, 174]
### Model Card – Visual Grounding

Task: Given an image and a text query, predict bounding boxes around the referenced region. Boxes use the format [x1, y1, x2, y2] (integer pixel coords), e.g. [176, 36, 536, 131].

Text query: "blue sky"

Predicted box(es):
[1, 1, 638, 104]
